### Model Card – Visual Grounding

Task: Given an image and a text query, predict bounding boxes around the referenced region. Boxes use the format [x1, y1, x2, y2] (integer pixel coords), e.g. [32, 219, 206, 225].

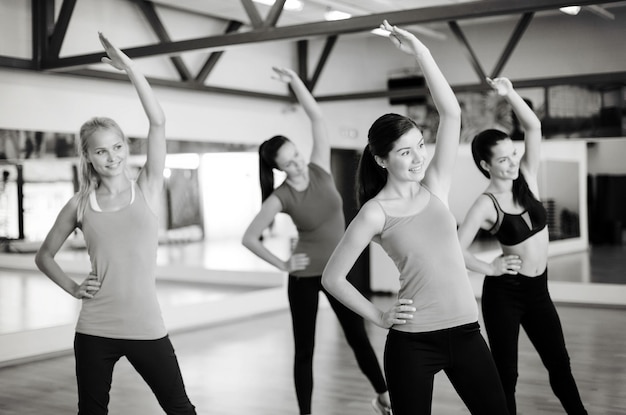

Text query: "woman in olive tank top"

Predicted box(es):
[242, 67, 390, 415]
[35, 34, 196, 415]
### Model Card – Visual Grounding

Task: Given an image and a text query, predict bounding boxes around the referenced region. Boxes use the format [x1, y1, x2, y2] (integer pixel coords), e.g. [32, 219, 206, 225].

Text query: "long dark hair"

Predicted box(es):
[258, 135, 290, 202]
[471, 129, 536, 209]
[356, 113, 419, 207]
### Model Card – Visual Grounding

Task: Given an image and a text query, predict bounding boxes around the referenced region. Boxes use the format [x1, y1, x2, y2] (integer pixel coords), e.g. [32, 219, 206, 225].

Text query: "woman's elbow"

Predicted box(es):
[321, 272, 338, 294]
[34, 250, 48, 272]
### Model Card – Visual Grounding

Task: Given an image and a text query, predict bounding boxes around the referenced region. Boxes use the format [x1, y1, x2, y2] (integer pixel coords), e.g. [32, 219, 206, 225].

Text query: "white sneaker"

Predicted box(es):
[371, 397, 392, 415]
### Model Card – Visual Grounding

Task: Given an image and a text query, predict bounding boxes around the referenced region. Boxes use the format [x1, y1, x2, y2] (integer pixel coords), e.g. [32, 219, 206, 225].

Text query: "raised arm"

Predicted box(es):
[457, 195, 521, 276]
[322, 202, 415, 328]
[273, 67, 331, 172]
[99, 33, 166, 204]
[382, 21, 461, 201]
[487, 77, 542, 182]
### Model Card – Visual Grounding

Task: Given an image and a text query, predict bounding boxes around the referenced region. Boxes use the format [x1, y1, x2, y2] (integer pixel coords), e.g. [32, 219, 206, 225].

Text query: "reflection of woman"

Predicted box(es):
[241, 67, 390, 415]
[35, 33, 196, 414]
[322, 21, 508, 415]
[457, 77, 587, 415]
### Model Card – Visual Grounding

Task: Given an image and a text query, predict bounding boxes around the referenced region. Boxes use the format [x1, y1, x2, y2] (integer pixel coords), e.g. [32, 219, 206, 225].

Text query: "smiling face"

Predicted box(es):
[482, 138, 520, 181]
[273, 140, 307, 179]
[85, 128, 128, 178]
[377, 127, 427, 183]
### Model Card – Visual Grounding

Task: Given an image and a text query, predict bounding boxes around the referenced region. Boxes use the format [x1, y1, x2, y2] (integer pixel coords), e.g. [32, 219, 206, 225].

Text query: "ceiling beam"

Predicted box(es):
[315, 71, 626, 102]
[0, 56, 34, 70]
[48, 0, 77, 58]
[134, 0, 193, 81]
[309, 35, 338, 93]
[63, 68, 291, 101]
[240, 0, 263, 29]
[40, 0, 624, 70]
[195, 21, 243, 83]
[490, 12, 534, 79]
[262, 0, 286, 28]
[32, 0, 55, 68]
[448, 21, 488, 83]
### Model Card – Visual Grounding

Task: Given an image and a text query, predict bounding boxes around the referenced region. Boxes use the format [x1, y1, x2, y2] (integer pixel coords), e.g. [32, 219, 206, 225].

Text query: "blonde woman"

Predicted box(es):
[35, 33, 196, 415]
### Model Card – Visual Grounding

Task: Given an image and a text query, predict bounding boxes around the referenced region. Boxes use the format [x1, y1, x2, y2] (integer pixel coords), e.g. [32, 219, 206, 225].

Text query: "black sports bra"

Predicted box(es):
[484, 192, 547, 246]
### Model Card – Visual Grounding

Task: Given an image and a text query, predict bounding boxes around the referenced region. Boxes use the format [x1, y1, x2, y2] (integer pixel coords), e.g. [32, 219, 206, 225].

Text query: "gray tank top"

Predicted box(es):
[77, 182, 167, 339]
[273, 163, 344, 277]
[375, 187, 478, 332]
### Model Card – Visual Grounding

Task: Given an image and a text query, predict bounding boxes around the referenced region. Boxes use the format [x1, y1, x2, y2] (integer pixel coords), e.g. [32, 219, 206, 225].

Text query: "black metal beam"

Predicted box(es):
[48, 0, 77, 58]
[315, 71, 626, 102]
[40, 0, 624, 71]
[32, 0, 55, 69]
[262, 0, 285, 28]
[449, 21, 487, 83]
[490, 12, 534, 78]
[195, 21, 243, 83]
[297, 39, 308, 86]
[0, 56, 35, 70]
[309, 35, 338, 93]
[240, 0, 263, 29]
[63, 68, 291, 101]
[134, 0, 193, 81]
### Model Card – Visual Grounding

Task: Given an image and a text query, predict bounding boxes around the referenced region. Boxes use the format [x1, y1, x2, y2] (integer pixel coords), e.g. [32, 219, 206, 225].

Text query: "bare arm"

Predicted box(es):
[99, 32, 166, 206]
[322, 201, 415, 328]
[382, 21, 461, 202]
[241, 195, 309, 273]
[34, 197, 100, 299]
[488, 77, 542, 184]
[273, 67, 331, 172]
[457, 195, 521, 276]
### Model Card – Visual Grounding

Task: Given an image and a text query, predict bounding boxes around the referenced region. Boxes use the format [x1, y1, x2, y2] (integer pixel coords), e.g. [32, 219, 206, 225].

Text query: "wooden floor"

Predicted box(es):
[0, 295, 624, 415]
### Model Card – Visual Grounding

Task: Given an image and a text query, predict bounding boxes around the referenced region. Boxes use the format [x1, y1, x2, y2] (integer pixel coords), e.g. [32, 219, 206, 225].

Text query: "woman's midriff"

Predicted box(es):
[500, 227, 549, 277]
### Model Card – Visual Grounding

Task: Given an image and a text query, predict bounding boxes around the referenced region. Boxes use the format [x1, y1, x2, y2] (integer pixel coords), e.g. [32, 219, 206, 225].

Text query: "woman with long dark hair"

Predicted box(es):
[322, 21, 508, 415]
[457, 77, 587, 415]
[241, 67, 390, 415]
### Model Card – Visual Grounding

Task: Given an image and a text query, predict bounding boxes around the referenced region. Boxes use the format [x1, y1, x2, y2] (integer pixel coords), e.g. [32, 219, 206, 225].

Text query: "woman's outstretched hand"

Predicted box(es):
[486, 77, 514, 96]
[380, 20, 429, 57]
[380, 299, 416, 328]
[271, 66, 297, 84]
[99, 32, 134, 71]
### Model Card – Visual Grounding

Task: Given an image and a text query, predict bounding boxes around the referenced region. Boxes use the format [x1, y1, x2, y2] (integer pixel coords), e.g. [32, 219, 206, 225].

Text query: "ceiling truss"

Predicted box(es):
[1, 0, 624, 102]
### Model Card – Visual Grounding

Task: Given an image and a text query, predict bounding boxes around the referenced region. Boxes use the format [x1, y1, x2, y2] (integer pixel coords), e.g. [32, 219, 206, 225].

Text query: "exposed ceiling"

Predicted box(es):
[3, 0, 625, 102]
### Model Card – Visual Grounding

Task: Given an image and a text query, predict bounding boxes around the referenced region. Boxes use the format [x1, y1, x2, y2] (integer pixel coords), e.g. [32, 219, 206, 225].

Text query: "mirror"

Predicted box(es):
[0, 129, 289, 349]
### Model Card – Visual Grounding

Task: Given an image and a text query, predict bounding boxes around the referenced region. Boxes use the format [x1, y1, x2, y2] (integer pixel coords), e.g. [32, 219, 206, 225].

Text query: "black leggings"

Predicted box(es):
[287, 275, 387, 415]
[384, 322, 508, 415]
[74, 333, 196, 415]
[482, 269, 587, 415]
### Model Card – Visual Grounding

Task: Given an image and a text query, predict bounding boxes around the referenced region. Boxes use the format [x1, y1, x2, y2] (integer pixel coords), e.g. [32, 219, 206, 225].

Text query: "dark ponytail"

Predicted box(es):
[258, 135, 290, 202]
[471, 129, 537, 210]
[356, 145, 387, 208]
[356, 113, 419, 207]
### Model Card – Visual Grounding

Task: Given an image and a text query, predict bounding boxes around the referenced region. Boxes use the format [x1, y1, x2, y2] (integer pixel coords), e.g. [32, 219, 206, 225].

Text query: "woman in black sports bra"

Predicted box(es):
[457, 77, 587, 415]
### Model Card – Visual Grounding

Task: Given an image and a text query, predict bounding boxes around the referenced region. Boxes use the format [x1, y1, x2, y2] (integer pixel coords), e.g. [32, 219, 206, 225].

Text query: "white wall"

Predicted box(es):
[587, 138, 626, 175]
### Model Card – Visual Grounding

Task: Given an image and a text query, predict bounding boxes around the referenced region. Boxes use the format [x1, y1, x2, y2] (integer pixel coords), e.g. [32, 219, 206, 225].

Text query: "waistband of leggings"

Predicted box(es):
[486, 267, 547, 282]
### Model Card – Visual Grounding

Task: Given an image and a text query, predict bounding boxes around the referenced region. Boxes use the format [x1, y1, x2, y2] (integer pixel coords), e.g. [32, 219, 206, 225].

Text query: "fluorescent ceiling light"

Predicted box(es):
[324, 9, 351, 21]
[559, 6, 582, 15]
[252, 0, 303, 12]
